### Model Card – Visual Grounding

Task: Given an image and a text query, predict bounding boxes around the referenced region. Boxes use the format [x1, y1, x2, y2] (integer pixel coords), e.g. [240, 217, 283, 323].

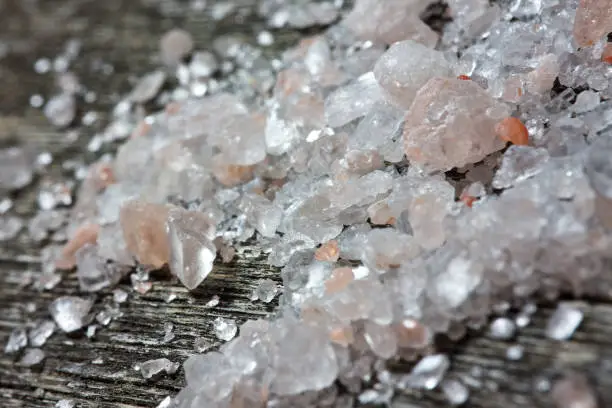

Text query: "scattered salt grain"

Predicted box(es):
[546, 304, 584, 340]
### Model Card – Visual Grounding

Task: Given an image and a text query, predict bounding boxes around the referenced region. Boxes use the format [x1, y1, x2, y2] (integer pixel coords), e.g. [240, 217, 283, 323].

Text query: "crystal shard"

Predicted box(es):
[403, 77, 510, 170]
[573, 0, 612, 47]
[546, 303, 584, 340]
[4, 327, 27, 354]
[166, 208, 217, 290]
[120, 200, 171, 268]
[213, 317, 238, 341]
[29, 320, 56, 347]
[374, 40, 452, 109]
[49, 296, 93, 333]
[140, 358, 180, 379]
[408, 354, 450, 390]
[20, 348, 45, 367]
[0, 147, 32, 191]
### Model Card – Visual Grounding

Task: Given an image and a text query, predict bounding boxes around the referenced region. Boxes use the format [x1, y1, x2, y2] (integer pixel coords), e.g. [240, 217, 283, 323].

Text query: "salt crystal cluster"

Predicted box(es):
[12, 0, 612, 405]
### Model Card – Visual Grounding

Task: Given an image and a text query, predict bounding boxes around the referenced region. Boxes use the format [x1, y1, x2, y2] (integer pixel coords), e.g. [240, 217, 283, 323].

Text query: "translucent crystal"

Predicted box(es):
[76, 244, 122, 292]
[374, 40, 452, 109]
[0, 216, 23, 241]
[441, 379, 469, 405]
[552, 374, 598, 408]
[213, 317, 238, 341]
[324, 72, 384, 128]
[156, 396, 172, 408]
[363, 321, 398, 359]
[408, 354, 450, 390]
[586, 137, 612, 199]
[140, 358, 180, 379]
[573, 0, 612, 47]
[4, 327, 28, 354]
[238, 194, 283, 237]
[506, 345, 524, 360]
[251, 279, 280, 303]
[404, 77, 509, 170]
[488, 317, 516, 340]
[0, 147, 32, 191]
[166, 208, 217, 290]
[55, 400, 76, 408]
[546, 303, 583, 340]
[190, 51, 218, 78]
[194, 337, 212, 353]
[20, 348, 45, 367]
[160, 29, 194, 66]
[492, 146, 549, 189]
[113, 288, 128, 303]
[44, 93, 75, 128]
[49, 296, 93, 333]
[120, 200, 170, 268]
[571, 90, 600, 114]
[28, 320, 56, 347]
[129, 71, 166, 103]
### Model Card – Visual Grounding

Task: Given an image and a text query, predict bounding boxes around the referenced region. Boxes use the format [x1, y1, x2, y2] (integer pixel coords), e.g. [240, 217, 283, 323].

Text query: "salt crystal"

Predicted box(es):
[194, 337, 212, 353]
[129, 71, 166, 103]
[139, 358, 180, 379]
[20, 348, 45, 367]
[205, 295, 220, 308]
[257, 31, 274, 46]
[29, 320, 56, 347]
[441, 379, 469, 405]
[0, 216, 23, 241]
[213, 317, 238, 341]
[160, 29, 194, 66]
[403, 77, 509, 170]
[163, 322, 175, 343]
[86, 325, 97, 338]
[409, 354, 450, 390]
[49, 296, 93, 333]
[251, 279, 279, 303]
[55, 400, 76, 408]
[44, 93, 76, 128]
[488, 317, 516, 340]
[571, 90, 600, 114]
[546, 304, 583, 340]
[0, 147, 33, 191]
[156, 396, 172, 408]
[324, 71, 384, 127]
[76, 244, 121, 292]
[190, 51, 218, 78]
[374, 40, 452, 109]
[551, 374, 598, 408]
[4, 327, 27, 354]
[113, 289, 128, 303]
[120, 201, 170, 268]
[506, 345, 524, 360]
[492, 146, 549, 189]
[363, 321, 398, 359]
[166, 208, 217, 290]
[573, 0, 612, 47]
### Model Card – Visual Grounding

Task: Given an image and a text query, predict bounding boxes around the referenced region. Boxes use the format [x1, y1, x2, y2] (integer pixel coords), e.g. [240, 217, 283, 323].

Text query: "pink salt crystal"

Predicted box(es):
[56, 223, 100, 270]
[344, 0, 438, 46]
[501, 75, 524, 103]
[325, 267, 355, 294]
[315, 240, 340, 262]
[367, 201, 395, 225]
[329, 326, 355, 347]
[526, 54, 560, 94]
[573, 0, 612, 47]
[394, 319, 431, 349]
[120, 200, 171, 268]
[212, 155, 255, 187]
[403, 77, 509, 170]
[551, 374, 598, 408]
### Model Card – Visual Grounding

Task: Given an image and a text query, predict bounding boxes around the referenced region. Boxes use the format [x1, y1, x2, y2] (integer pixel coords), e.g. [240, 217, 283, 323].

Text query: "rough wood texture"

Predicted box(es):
[1, 1, 611, 407]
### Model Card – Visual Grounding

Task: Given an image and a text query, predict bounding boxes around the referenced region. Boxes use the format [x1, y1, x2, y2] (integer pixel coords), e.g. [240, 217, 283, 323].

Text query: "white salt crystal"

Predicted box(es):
[213, 317, 238, 341]
[20, 348, 45, 366]
[156, 396, 172, 408]
[441, 379, 469, 405]
[0, 147, 33, 191]
[113, 288, 128, 303]
[363, 321, 398, 359]
[546, 304, 583, 340]
[139, 358, 180, 379]
[4, 327, 27, 354]
[409, 354, 450, 390]
[571, 90, 600, 113]
[49, 296, 93, 333]
[0, 216, 23, 241]
[28, 320, 56, 347]
[190, 51, 218, 78]
[324, 71, 384, 127]
[160, 29, 194, 67]
[44, 93, 76, 128]
[488, 317, 516, 340]
[205, 295, 220, 308]
[76, 244, 119, 292]
[373, 40, 452, 109]
[493, 146, 549, 189]
[506, 345, 524, 360]
[193, 337, 212, 353]
[251, 279, 279, 303]
[55, 400, 76, 408]
[129, 71, 166, 103]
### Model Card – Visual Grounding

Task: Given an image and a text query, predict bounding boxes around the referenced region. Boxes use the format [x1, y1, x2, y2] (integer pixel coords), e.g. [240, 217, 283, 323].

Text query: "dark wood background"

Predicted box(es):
[1, 0, 611, 407]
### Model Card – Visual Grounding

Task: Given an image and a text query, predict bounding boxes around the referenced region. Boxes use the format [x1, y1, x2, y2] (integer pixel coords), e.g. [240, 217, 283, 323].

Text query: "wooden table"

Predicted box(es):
[1, 1, 611, 407]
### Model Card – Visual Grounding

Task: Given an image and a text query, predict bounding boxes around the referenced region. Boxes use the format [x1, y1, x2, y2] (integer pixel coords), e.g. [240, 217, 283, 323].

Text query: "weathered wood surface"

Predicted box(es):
[1, 1, 612, 407]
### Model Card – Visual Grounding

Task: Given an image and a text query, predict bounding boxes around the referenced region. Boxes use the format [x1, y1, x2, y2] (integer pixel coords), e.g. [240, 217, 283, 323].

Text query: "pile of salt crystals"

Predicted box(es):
[12, 0, 612, 405]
